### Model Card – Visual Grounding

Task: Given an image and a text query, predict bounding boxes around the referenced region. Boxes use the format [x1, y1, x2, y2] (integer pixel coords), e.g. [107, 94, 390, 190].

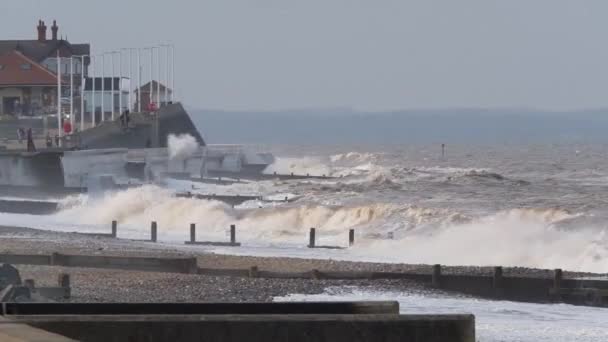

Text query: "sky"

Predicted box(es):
[2, 1, 608, 111]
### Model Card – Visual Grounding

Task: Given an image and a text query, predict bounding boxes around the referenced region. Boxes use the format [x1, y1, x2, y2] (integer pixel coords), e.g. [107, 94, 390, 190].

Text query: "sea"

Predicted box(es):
[1, 109, 608, 340]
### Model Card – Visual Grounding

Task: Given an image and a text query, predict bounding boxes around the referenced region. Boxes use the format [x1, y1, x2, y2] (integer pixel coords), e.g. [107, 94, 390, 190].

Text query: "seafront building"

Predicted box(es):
[0, 20, 171, 124]
[0, 20, 89, 117]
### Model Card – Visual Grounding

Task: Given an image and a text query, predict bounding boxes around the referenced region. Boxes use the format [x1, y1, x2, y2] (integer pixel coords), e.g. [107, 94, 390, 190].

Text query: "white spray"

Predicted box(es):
[167, 134, 199, 160]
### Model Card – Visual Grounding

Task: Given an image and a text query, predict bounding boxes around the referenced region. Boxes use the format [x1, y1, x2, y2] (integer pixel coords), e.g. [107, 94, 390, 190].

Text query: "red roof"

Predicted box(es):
[0, 50, 58, 86]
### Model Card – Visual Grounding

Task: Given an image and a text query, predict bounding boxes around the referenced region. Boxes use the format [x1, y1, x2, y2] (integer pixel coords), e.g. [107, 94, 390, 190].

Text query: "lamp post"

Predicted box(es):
[171, 44, 175, 102]
[80, 55, 85, 131]
[137, 48, 142, 112]
[156, 46, 161, 108]
[91, 55, 95, 127]
[101, 53, 105, 122]
[110, 51, 116, 120]
[144, 47, 156, 111]
[56, 51, 62, 142]
[122, 48, 135, 112]
[117, 50, 123, 116]
[160, 44, 171, 105]
[69, 56, 74, 130]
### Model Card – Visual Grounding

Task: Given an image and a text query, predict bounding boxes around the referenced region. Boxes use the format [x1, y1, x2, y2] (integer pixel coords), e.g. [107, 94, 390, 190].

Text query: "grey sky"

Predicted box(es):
[3, 1, 608, 111]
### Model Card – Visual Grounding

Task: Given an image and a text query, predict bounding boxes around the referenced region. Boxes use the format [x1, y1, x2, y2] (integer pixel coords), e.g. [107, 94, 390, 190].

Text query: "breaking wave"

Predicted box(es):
[46, 186, 608, 272]
[263, 157, 333, 177]
[330, 152, 379, 164]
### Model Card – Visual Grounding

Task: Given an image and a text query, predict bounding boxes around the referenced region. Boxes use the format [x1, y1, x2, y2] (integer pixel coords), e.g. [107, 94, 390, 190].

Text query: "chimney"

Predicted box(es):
[51, 20, 58, 41]
[37, 20, 47, 42]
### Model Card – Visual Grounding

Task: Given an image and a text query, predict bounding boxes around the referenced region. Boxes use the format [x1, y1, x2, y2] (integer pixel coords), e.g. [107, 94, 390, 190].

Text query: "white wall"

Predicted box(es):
[83, 91, 129, 113]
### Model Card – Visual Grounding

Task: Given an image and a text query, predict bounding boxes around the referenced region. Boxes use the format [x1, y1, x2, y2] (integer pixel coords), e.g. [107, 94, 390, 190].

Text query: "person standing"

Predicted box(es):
[17, 127, 23, 144]
[26, 128, 36, 152]
[63, 118, 72, 135]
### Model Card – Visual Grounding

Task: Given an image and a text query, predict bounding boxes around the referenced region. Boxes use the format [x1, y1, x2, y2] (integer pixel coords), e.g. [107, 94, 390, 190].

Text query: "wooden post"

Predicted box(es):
[432, 264, 442, 288]
[58, 273, 70, 288]
[151, 221, 157, 242]
[553, 268, 563, 301]
[493, 266, 503, 297]
[111, 220, 117, 238]
[230, 224, 236, 244]
[50, 252, 61, 266]
[249, 266, 258, 278]
[349, 229, 355, 246]
[58, 273, 70, 299]
[24, 279, 35, 289]
[190, 223, 196, 243]
[308, 228, 316, 248]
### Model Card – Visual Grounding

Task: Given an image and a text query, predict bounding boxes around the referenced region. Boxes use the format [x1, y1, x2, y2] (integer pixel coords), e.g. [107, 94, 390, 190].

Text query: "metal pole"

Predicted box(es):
[70, 56, 74, 131]
[118, 50, 122, 116]
[80, 55, 85, 132]
[111, 51, 115, 120]
[125, 48, 133, 112]
[171, 44, 175, 102]
[137, 48, 141, 112]
[164, 44, 169, 105]
[91, 55, 95, 127]
[156, 47, 162, 109]
[101, 53, 105, 122]
[149, 48, 153, 111]
[57, 51, 62, 141]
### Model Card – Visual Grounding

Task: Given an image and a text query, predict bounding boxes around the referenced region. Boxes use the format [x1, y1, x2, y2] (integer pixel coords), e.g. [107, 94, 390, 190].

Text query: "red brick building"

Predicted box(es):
[0, 20, 90, 116]
[0, 50, 58, 115]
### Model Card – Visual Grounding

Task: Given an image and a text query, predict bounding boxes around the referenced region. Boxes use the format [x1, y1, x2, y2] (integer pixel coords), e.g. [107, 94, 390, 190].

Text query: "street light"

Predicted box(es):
[73, 54, 89, 132]
[160, 44, 172, 105]
[101, 53, 105, 122]
[69, 56, 74, 130]
[90, 55, 95, 127]
[171, 44, 175, 102]
[56, 51, 62, 141]
[110, 51, 117, 120]
[122, 48, 136, 112]
[144, 47, 157, 111]
[157, 46, 161, 108]
[137, 48, 142, 112]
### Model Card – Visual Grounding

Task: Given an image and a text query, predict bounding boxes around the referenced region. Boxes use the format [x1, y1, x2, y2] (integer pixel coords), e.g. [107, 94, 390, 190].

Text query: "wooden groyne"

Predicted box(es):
[0, 251, 606, 307]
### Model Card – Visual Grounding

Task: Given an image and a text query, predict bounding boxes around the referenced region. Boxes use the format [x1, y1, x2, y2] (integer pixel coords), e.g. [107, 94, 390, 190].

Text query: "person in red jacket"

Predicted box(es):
[63, 119, 72, 135]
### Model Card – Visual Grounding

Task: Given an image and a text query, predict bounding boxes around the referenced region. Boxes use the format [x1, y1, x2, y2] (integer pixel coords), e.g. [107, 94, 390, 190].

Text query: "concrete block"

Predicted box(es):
[0, 254, 51, 266]
[16, 314, 475, 342]
[0, 263, 22, 288]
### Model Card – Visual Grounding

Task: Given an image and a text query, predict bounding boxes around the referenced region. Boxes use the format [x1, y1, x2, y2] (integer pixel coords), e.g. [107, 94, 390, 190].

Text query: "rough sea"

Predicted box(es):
[2, 111, 608, 341]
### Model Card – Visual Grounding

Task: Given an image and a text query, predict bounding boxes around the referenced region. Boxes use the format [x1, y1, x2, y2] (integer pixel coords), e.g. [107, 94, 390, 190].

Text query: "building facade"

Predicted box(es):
[83, 77, 130, 118]
[135, 80, 172, 111]
[0, 50, 58, 116]
[0, 20, 90, 117]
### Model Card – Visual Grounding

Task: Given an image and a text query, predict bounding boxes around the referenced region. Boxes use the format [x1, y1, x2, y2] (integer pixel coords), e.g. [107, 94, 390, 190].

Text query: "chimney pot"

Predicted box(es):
[37, 20, 47, 42]
[51, 20, 58, 41]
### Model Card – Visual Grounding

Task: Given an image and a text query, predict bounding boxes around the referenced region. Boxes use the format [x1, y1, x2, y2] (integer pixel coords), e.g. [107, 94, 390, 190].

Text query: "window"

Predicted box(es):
[20, 63, 32, 70]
